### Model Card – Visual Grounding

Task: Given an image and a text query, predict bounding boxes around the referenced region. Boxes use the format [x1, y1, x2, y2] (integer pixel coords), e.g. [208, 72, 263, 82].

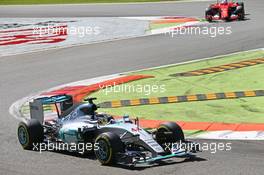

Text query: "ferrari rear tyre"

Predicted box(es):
[237, 2, 245, 20]
[17, 119, 44, 150]
[94, 132, 124, 165]
[238, 2, 244, 8]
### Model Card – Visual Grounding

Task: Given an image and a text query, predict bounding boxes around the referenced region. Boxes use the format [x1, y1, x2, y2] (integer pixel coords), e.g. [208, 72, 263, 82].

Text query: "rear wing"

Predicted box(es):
[29, 94, 73, 124]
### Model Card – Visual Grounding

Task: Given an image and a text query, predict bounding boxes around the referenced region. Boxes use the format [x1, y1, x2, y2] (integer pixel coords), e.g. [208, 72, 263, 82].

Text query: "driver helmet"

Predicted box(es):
[221, 0, 228, 4]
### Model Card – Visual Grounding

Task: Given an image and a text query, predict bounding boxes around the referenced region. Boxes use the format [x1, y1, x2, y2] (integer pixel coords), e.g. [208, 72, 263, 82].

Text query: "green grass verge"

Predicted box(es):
[92, 50, 264, 123]
[150, 23, 184, 30]
[0, 0, 178, 5]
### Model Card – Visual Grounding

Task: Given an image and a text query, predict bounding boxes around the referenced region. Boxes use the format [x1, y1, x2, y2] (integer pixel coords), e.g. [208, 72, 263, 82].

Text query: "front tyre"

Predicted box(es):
[94, 132, 124, 165]
[17, 119, 44, 150]
[205, 8, 213, 22]
[156, 122, 185, 152]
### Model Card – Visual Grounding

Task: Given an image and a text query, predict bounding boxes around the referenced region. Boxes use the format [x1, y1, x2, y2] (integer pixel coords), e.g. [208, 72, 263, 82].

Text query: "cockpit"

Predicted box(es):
[60, 103, 98, 123]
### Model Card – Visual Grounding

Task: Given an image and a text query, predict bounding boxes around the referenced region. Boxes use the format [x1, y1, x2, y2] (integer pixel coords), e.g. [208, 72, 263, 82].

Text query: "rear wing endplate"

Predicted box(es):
[29, 94, 72, 124]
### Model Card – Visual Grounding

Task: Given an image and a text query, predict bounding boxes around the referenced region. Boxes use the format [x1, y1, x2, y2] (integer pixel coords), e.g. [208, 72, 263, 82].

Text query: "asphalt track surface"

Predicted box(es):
[0, 0, 264, 175]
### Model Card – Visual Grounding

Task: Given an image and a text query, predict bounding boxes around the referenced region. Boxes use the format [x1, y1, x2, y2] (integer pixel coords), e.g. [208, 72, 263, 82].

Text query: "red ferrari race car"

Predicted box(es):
[205, 0, 245, 22]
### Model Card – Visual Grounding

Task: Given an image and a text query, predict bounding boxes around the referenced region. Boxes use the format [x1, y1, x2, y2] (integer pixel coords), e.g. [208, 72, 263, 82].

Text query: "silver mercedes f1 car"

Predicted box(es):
[17, 95, 199, 166]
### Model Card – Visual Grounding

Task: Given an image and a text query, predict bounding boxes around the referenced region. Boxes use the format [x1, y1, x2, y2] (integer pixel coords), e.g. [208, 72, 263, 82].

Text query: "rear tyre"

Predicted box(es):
[17, 119, 44, 150]
[238, 2, 244, 8]
[237, 2, 245, 20]
[238, 11, 245, 20]
[156, 122, 185, 152]
[94, 132, 124, 165]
